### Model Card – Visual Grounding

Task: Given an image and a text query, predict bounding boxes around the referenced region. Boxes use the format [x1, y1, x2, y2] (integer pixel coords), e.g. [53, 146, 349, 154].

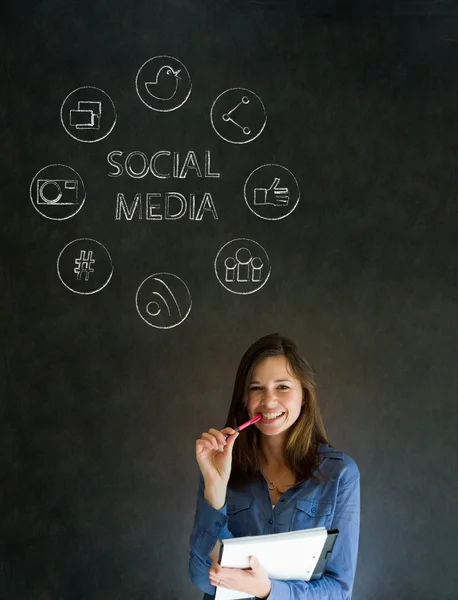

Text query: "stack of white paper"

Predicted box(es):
[214, 527, 328, 600]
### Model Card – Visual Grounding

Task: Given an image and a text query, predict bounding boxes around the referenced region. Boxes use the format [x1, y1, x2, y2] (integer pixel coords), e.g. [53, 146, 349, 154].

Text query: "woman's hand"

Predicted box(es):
[209, 556, 272, 599]
[195, 427, 239, 485]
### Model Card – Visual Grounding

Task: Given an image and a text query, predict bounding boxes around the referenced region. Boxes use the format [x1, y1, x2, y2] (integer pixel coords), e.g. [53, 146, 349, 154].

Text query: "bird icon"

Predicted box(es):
[145, 65, 181, 100]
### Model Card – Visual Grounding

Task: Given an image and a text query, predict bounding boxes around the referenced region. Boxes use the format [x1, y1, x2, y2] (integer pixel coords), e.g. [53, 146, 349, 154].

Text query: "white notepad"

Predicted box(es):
[214, 527, 329, 600]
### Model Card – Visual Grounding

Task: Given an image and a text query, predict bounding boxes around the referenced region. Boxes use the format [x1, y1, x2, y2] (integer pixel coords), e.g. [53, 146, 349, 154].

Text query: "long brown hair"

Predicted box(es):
[225, 333, 333, 489]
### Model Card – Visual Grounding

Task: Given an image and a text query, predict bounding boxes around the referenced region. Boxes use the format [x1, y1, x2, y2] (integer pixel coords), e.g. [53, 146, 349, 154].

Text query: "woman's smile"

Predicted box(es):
[259, 412, 285, 424]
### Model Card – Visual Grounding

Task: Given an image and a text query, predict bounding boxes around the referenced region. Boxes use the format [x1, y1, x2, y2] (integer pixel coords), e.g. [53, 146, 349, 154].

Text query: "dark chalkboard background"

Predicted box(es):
[2, 1, 458, 599]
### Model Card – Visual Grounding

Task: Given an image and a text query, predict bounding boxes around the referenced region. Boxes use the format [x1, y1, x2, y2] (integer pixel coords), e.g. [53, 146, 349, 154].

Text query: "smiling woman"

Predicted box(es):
[229, 335, 330, 489]
[189, 333, 361, 600]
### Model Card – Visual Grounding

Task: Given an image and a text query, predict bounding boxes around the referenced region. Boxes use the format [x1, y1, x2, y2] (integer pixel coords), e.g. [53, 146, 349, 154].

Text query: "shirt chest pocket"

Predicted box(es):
[292, 499, 333, 531]
[227, 497, 253, 537]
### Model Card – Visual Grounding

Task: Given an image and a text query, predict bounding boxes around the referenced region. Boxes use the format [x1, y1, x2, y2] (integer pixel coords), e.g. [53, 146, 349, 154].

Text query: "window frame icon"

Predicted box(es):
[69, 101, 102, 130]
[60, 86, 117, 143]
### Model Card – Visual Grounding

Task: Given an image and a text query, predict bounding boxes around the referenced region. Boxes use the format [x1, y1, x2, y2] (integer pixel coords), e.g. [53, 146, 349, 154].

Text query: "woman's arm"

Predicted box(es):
[209, 538, 222, 562]
[189, 473, 234, 595]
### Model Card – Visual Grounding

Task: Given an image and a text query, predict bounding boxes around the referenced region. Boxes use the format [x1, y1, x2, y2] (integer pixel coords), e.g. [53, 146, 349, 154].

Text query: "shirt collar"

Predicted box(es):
[317, 442, 344, 459]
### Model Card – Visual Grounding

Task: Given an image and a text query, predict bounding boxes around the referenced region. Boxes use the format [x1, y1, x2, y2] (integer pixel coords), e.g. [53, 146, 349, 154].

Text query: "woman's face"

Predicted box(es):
[247, 355, 304, 435]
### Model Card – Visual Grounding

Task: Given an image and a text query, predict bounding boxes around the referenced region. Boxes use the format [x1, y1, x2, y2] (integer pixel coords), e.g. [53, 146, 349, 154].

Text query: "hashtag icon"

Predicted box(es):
[74, 250, 95, 281]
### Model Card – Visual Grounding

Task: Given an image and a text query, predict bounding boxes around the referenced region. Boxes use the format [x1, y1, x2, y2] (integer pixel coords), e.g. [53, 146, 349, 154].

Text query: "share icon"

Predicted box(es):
[222, 96, 251, 135]
[210, 87, 266, 145]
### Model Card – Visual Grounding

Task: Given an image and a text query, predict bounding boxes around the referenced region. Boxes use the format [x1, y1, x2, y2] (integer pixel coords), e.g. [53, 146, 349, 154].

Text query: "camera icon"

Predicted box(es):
[36, 179, 79, 205]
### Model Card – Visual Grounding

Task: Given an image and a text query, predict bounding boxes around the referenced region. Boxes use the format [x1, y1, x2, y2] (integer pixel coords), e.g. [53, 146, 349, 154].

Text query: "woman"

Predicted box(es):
[189, 333, 360, 599]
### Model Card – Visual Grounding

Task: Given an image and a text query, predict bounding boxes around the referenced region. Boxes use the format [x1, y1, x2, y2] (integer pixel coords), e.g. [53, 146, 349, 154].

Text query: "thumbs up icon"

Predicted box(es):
[254, 177, 290, 206]
[244, 164, 300, 221]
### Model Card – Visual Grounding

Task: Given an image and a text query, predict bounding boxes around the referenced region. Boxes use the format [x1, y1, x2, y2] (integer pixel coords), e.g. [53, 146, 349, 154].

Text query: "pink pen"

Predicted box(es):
[224, 414, 263, 438]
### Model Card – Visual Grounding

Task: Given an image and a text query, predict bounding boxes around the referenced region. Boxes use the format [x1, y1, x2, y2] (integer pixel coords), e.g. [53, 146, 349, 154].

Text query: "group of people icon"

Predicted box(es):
[223, 247, 264, 283]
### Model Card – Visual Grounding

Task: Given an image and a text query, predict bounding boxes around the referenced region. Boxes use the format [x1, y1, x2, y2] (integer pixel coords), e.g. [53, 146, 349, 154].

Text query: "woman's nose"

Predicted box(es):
[262, 388, 278, 404]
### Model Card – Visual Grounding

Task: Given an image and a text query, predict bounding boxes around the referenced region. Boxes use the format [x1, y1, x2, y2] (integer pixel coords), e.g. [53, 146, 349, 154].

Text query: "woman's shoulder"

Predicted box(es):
[316, 442, 360, 483]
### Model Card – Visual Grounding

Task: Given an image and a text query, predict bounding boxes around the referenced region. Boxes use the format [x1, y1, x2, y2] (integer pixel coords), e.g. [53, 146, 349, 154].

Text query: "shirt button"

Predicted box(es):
[280, 498, 285, 502]
[269, 519, 273, 524]
[311, 507, 317, 514]
[216, 522, 221, 527]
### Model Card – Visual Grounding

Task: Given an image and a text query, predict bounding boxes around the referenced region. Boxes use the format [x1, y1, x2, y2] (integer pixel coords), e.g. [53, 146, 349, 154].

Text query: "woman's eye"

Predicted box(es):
[249, 385, 290, 391]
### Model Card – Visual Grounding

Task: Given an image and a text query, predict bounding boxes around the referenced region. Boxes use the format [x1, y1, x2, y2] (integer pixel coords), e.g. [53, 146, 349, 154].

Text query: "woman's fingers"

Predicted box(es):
[201, 432, 225, 450]
[198, 427, 238, 450]
[222, 427, 237, 441]
[196, 426, 240, 457]
[208, 428, 228, 447]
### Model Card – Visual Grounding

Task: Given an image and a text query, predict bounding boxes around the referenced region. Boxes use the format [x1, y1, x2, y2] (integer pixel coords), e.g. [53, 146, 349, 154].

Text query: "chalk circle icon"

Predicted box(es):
[244, 163, 300, 221]
[136, 273, 192, 329]
[135, 55, 192, 112]
[57, 238, 113, 295]
[60, 86, 117, 143]
[210, 88, 267, 145]
[30, 164, 86, 221]
[214, 238, 271, 295]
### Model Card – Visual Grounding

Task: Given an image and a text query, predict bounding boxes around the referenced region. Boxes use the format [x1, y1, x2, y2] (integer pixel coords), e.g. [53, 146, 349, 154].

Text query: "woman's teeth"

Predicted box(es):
[261, 412, 284, 420]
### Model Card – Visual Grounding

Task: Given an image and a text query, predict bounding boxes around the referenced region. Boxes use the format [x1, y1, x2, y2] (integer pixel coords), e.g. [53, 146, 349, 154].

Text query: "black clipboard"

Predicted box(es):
[310, 529, 339, 580]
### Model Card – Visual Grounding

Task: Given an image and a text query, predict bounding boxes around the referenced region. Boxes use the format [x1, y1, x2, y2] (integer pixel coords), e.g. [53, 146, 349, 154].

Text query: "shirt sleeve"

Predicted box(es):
[264, 467, 360, 600]
[189, 472, 235, 595]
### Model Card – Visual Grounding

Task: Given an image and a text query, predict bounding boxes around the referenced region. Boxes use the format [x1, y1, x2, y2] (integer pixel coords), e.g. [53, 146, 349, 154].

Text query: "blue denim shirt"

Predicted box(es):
[189, 443, 360, 600]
